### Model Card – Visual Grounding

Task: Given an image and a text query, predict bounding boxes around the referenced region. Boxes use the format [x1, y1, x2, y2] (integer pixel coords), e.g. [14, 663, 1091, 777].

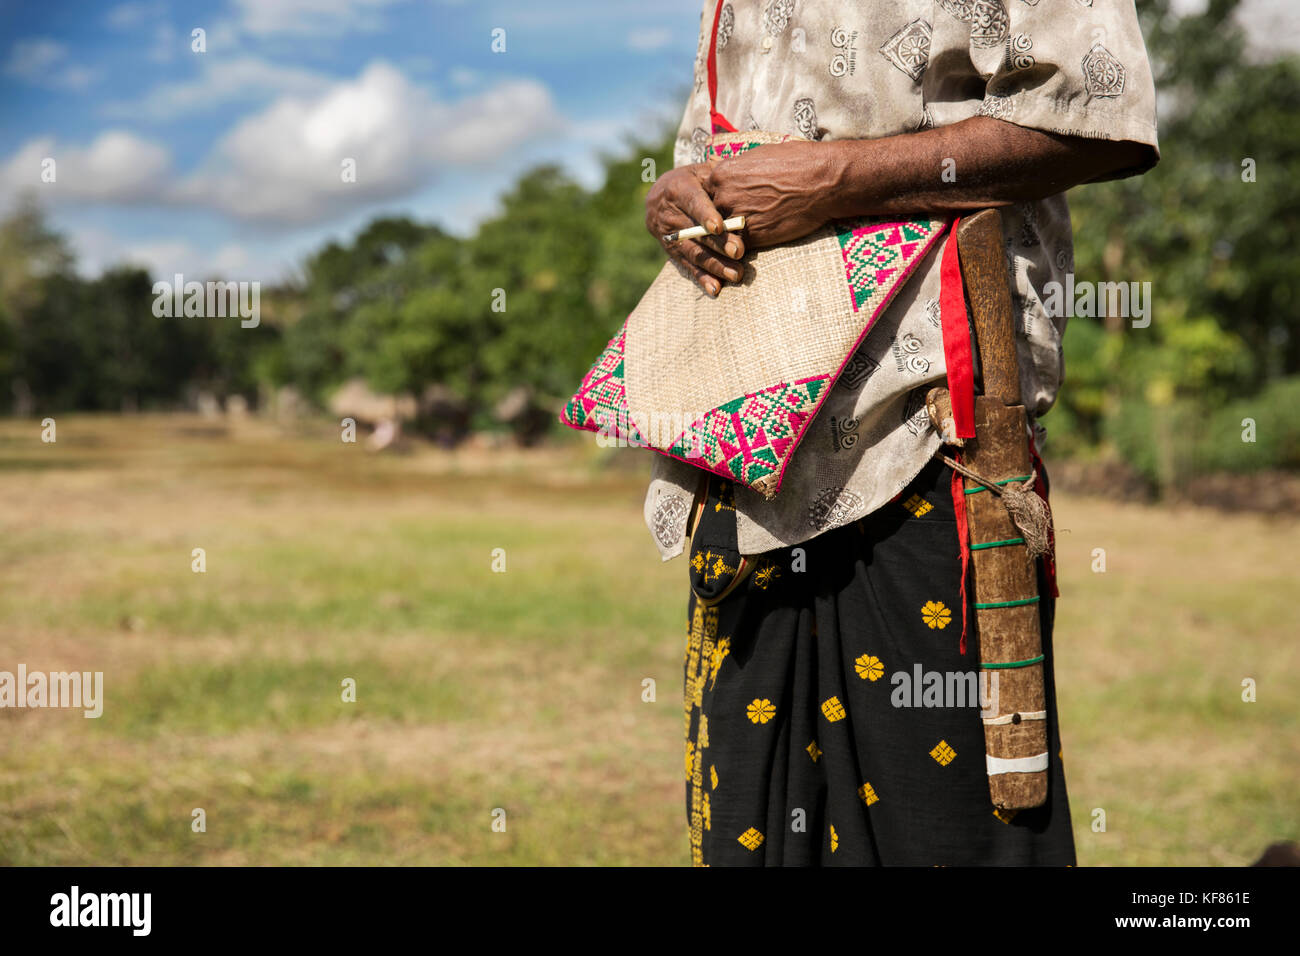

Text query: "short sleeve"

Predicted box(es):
[939, 0, 1160, 182]
[672, 1, 715, 170]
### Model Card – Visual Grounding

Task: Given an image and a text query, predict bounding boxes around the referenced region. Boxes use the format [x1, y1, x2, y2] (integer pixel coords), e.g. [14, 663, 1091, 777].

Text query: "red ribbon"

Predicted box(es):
[941, 219, 1061, 649]
[706, 0, 738, 134]
[939, 221, 976, 441]
[939, 217, 976, 653]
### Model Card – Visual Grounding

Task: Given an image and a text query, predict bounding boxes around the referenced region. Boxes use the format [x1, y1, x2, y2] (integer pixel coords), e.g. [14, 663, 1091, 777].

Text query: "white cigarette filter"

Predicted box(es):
[663, 215, 747, 244]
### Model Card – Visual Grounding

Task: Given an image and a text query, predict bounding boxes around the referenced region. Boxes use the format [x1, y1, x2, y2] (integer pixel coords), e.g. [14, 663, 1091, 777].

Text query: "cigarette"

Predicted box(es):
[663, 215, 746, 244]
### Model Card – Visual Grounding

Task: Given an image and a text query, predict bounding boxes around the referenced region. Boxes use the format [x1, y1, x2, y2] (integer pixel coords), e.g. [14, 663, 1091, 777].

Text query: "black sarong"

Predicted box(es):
[682, 456, 1076, 866]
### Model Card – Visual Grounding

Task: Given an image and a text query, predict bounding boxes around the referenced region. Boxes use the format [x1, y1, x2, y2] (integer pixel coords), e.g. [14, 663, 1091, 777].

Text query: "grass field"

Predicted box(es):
[0, 414, 1295, 865]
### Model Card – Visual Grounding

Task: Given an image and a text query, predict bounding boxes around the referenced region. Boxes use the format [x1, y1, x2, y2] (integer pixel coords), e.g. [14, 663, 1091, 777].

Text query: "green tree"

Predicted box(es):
[1050, 0, 1300, 487]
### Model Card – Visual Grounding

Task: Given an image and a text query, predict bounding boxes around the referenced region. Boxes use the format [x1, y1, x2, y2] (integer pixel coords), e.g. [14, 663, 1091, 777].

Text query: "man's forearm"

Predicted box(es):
[813, 116, 1152, 220]
[700, 117, 1154, 253]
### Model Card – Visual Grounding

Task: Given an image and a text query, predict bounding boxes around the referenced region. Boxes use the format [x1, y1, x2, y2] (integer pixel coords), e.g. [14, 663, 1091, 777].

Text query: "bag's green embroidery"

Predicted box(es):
[560, 134, 947, 497]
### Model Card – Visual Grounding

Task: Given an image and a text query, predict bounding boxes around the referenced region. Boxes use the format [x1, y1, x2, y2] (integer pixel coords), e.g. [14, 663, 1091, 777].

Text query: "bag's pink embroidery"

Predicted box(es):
[838, 220, 937, 312]
[559, 134, 948, 498]
[666, 376, 831, 487]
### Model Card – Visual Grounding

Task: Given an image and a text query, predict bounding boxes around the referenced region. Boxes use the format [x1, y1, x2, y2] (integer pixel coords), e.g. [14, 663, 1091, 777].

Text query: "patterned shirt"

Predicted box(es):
[643, 0, 1159, 559]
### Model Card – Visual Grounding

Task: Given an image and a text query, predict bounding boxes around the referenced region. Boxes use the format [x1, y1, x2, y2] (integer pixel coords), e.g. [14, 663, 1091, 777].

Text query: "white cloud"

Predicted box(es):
[231, 0, 404, 38]
[103, 4, 179, 63]
[172, 60, 565, 225]
[0, 131, 172, 204]
[204, 20, 244, 52]
[71, 227, 266, 281]
[5, 38, 63, 76]
[4, 38, 97, 90]
[1238, 0, 1300, 57]
[627, 27, 674, 52]
[105, 1, 167, 30]
[2, 61, 566, 229]
[1168, 0, 1300, 56]
[77, 233, 193, 276]
[147, 22, 180, 63]
[103, 56, 332, 120]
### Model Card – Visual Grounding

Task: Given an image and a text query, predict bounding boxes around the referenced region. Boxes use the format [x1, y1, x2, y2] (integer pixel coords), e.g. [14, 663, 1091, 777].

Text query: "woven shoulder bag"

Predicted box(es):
[560, 129, 948, 499]
[559, 0, 952, 500]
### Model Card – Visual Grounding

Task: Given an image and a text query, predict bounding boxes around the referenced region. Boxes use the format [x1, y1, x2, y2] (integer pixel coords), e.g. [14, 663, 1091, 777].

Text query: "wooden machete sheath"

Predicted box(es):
[952, 209, 1050, 811]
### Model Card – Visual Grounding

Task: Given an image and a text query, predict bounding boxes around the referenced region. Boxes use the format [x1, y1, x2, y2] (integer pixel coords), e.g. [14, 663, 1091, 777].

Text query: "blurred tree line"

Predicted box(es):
[1053, 0, 1300, 490]
[0, 0, 1295, 489]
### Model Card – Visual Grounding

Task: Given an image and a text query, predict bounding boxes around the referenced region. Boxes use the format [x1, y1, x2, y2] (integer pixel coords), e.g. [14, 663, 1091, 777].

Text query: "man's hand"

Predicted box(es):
[644, 163, 746, 297]
[646, 119, 1156, 294]
[704, 141, 837, 250]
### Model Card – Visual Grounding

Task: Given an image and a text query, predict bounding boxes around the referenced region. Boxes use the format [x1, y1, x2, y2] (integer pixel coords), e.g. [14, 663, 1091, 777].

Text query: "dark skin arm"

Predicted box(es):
[644, 115, 1154, 296]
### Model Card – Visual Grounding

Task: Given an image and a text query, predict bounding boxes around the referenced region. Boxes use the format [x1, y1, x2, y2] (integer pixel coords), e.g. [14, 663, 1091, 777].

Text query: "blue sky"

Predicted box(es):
[0, 0, 707, 283]
[3, 0, 1294, 285]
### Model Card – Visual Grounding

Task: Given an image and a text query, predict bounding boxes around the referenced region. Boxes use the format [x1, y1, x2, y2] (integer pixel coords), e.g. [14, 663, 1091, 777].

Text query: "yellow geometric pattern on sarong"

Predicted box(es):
[684, 601, 721, 866]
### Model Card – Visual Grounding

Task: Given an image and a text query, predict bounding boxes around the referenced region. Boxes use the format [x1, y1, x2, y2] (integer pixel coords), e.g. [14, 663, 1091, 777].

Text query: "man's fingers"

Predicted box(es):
[696, 229, 746, 260]
[664, 243, 721, 296]
[717, 232, 746, 259]
[661, 210, 745, 259]
[667, 189, 744, 257]
[674, 239, 744, 284]
[677, 190, 726, 239]
[644, 165, 744, 296]
[680, 261, 721, 297]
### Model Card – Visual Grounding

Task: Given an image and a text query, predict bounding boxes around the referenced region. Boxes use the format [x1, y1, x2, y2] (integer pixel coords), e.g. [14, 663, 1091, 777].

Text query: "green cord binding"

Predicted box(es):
[969, 537, 1025, 550]
[981, 654, 1045, 670]
[963, 474, 1034, 495]
[973, 596, 1041, 609]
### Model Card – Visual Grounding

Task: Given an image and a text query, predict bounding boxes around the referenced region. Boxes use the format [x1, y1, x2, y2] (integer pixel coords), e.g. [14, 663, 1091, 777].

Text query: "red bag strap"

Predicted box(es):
[940, 215, 976, 653]
[706, 0, 738, 134]
[939, 218, 976, 440]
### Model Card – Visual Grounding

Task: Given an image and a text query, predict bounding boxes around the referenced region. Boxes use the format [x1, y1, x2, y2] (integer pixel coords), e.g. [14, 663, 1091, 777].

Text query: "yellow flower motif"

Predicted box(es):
[698, 714, 710, 748]
[821, 696, 846, 722]
[703, 793, 712, 831]
[738, 827, 764, 851]
[710, 765, 718, 790]
[685, 741, 695, 779]
[830, 824, 839, 852]
[710, 554, 735, 581]
[930, 740, 957, 766]
[690, 550, 706, 574]
[922, 600, 953, 630]
[714, 481, 735, 513]
[708, 637, 731, 689]
[901, 493, 933, 517]
[747, 698, 776, 724]
[806, 740, 822, 763]
[858, 782, 879, 806]
[854, 653, 884, 681]
[752, 561, 781, 590]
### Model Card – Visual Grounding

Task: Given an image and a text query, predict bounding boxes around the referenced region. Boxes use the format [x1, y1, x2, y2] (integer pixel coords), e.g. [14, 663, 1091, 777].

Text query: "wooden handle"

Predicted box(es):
[956, 210, 1020, 406]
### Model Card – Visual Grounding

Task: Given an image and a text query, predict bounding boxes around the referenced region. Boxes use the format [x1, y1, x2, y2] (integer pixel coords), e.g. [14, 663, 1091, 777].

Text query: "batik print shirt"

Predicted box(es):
[643, 0, 1159, 559]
